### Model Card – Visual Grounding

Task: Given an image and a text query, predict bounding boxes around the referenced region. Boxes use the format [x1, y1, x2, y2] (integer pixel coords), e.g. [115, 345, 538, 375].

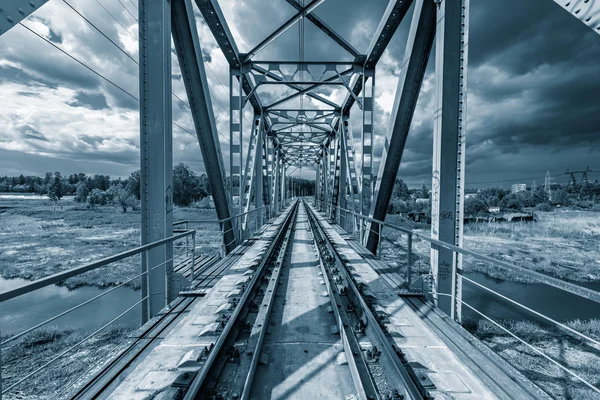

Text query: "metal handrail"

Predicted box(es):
[174, 204, 271, 226]
[316, 200, 600, 304]
[0, 230, 195, 303]
[317, 199, 600, 394]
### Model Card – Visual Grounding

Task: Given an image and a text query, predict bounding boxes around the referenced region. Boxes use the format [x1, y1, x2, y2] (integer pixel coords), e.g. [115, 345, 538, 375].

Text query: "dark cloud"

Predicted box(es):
[69, 91, 109, 110]
[18, 124, 49, 142]
[0, 0, 598, 186]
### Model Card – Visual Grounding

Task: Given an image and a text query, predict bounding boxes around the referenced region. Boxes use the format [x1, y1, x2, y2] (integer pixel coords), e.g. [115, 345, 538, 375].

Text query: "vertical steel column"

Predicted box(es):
[315, 160, 320, 205]
[229, 69, 243, 232]
[328, 133, 336, 213]
[262, 131, 272, 218]
[281, 164, 286, 207]
[273, 148, 280, 212]
[320, 147, 327, 209]
[431, 0, 469, 321]
[361, 69, 375, 219]
[342, 117, 360, 232]
[255, 115, 264, 226]
[241, 115, 261, 230]
[331, 130, 342, 220]
[140, 0, 173, 322]
[339, 131, 348, 229]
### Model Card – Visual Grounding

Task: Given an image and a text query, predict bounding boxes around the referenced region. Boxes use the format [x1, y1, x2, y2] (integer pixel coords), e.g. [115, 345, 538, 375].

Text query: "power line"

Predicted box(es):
[93, 0, 137, 41]
[19, 22, 138, 102]
[116, 0, 137, 22]
[63, 0, 136, 64]
[22, 10, 238, 159]
[60, 1, 231, 148]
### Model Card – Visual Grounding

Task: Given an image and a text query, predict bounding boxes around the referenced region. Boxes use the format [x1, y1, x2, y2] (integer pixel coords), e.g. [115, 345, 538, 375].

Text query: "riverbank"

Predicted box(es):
[0, 197, 219, 290]
[1, 325, 132, 399]
[464, 318, 600, 399]
[382, 210, 600, 284]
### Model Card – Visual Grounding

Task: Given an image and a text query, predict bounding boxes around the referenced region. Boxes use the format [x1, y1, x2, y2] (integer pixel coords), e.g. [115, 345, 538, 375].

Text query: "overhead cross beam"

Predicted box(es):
[243, 0, 326, 62]
[284, 0, 361, 57]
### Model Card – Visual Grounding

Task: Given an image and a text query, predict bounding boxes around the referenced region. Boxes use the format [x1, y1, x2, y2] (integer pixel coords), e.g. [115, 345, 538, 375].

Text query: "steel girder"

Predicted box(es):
[241, 115, 262, 230]
[552, 0, 600, 34]
[339, 0, 415, 116]
[0, 0, 48, 36]
[430, 0, 470, 320]
[194, 0, 261, 112]
[283, 0, 360, 57]
[330, 131, 342, 219]
[339, 131, 348, 228]
[172, 0, 237, 254]
[365, 0, 436, 253]
[140, 0, 174, 321]
[229, 69, 244, 229]
[243, 0, 326, 61]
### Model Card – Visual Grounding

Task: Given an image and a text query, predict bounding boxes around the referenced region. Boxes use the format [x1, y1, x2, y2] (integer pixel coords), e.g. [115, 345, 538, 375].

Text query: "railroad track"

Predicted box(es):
[180, 200, 428, 400]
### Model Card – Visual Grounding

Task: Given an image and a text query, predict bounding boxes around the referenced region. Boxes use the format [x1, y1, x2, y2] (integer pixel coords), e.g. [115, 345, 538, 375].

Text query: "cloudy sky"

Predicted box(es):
[0, 0, 598, 188]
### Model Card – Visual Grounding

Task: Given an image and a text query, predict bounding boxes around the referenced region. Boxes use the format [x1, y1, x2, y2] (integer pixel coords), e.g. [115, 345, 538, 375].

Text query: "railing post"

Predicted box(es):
[191, 231, 196, 281]
[406, 233, 413, 286]
[220, 222, 225, 258]
[378, 223, 383, 256]
[185, 221, 189, 258]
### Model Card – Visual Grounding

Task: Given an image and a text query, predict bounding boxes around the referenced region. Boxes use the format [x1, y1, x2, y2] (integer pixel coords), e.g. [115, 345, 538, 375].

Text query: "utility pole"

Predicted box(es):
[545, 171, 553, 201]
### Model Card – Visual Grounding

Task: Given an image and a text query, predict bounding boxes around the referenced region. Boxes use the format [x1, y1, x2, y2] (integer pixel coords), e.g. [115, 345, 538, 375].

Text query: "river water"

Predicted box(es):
[462, 272, 600, 324]
[0, 277, 140, 337]
[1, 270, 599, 338]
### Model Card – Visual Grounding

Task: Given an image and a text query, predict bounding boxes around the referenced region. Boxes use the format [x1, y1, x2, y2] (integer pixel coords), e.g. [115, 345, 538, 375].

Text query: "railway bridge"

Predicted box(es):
[0, 0, 599, 398]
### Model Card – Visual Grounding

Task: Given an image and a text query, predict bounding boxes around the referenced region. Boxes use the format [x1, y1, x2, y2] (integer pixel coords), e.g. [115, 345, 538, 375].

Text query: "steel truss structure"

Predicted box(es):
[1, 0, 598, 321]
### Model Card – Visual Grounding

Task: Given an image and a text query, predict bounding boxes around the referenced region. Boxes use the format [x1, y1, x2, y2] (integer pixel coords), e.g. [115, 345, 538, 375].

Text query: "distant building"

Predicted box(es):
[488, 206, 500, 213]
[511, 183, 526, 194]
[464, 193, 478, 199]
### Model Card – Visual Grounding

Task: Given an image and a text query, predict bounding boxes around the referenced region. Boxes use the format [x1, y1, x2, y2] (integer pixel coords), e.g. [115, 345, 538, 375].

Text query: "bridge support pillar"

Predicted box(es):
[431, 0, 469, 322]
[139, 0, 174, 322]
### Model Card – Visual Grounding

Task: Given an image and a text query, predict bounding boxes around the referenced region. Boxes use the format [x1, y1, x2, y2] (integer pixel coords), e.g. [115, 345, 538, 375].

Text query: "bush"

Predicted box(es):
[534, 202, 553, 212]
[464, 198, 488, 216]
[87, 189, 107, 207]
[75, 182, 88, 203]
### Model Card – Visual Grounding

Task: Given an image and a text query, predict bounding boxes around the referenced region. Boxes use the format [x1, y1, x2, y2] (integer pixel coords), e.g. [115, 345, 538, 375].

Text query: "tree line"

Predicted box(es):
[0, 163, 213, 211]
[385, 178, 600, 217]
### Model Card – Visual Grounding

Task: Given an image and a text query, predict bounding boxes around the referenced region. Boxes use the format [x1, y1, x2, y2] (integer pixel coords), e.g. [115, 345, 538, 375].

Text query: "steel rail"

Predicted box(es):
[238, 205, 298, 400]
[305, 201, 426, 400]
[308, 207, 376, 399]
[0, 230, 195, 303]
[182, 202, 299, 400]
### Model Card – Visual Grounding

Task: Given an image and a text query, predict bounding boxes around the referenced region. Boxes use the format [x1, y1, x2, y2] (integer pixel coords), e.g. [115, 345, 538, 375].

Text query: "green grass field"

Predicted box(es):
[379, 210, 600, 284]
[0, 195, 220, 289]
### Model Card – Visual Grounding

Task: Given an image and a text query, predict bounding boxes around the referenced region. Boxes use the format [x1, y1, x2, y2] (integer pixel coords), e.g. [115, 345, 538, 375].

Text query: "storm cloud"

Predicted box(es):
[0, 0, 597, 188]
